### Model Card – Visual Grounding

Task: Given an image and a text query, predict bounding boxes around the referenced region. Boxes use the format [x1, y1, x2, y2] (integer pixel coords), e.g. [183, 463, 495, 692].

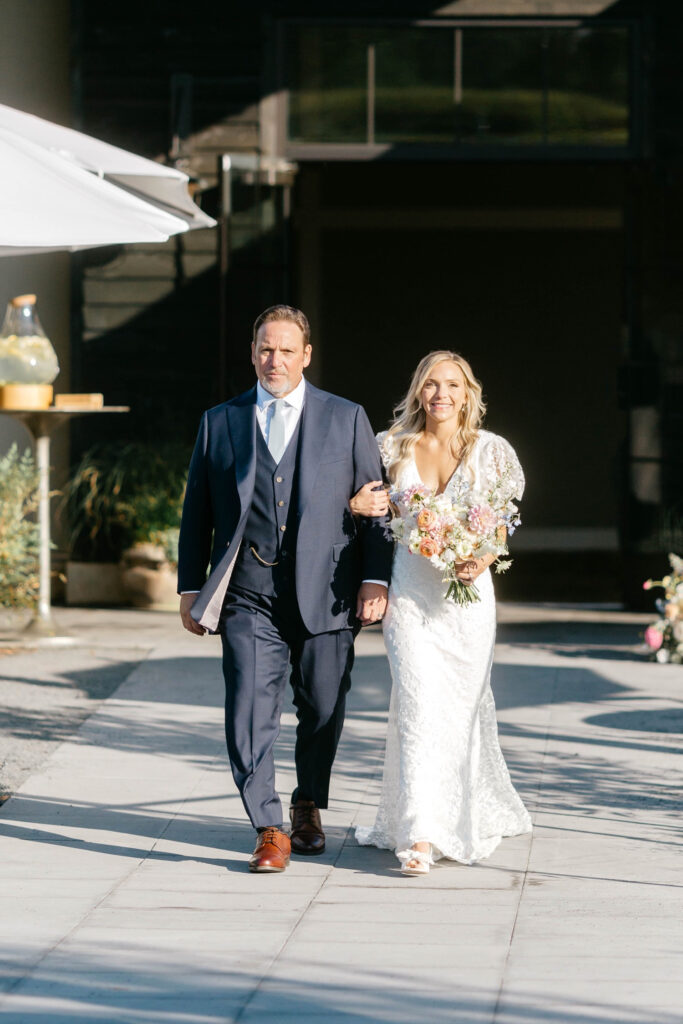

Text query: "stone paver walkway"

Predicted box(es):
[0, 606, 681, 1023]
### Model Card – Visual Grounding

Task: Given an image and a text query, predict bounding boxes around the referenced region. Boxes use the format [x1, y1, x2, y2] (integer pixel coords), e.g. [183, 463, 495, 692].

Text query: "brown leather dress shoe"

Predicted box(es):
[289, 799, 326, 855]
[248, 827, 291, 873]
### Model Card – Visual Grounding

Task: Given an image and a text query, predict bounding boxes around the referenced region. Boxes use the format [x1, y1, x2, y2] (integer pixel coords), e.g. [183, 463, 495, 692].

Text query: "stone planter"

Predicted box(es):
[66, 561, 125, 606]
[120, 543, 178, 610]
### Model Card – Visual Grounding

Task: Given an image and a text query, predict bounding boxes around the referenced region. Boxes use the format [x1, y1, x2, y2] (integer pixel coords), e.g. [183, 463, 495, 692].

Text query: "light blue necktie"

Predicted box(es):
[267, 399, 287, 463]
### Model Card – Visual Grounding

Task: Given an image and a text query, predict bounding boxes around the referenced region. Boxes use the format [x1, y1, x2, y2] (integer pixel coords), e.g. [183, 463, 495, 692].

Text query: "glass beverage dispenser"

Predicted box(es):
[0, 294, 59, 408]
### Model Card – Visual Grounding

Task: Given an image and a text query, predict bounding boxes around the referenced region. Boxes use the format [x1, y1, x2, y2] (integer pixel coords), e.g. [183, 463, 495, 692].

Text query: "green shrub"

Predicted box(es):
[0, 445, 39, 609]
[62, 443, 189, 564]
[290, 86, 628, 144]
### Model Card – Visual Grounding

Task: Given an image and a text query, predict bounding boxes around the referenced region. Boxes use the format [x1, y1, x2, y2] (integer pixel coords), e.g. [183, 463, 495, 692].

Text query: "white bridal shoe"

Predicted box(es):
[398, 847, 432, 876]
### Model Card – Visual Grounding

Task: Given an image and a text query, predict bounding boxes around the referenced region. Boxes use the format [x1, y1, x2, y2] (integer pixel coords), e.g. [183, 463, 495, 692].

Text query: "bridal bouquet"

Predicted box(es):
[389, 473, 521, 606]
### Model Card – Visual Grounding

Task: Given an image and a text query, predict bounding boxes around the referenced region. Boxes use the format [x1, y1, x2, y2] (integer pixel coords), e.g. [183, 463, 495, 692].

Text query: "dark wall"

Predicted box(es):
[304, 161, 625, 536]
[73, 0, 262, 151]
[70, 1, 265, 449]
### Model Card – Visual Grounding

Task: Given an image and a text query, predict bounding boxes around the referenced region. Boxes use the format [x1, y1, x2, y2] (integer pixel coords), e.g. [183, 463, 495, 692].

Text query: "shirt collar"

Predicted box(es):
[256, 376, 306, 412]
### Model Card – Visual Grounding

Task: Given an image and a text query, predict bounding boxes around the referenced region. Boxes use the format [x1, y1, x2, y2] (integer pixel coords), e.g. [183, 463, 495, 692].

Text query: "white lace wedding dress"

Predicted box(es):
[356, 429, 532, 865]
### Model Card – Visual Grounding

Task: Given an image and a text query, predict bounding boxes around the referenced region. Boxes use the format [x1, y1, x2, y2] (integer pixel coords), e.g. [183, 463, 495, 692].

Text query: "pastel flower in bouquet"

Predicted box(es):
[643, 553, 683, 664]
[389, 470, 521, 606]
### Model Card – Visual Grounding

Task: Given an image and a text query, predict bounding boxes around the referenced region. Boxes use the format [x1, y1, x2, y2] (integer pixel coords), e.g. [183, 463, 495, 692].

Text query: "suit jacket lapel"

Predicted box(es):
[226, 387, 257, 523]
[297, 383, 332, 519]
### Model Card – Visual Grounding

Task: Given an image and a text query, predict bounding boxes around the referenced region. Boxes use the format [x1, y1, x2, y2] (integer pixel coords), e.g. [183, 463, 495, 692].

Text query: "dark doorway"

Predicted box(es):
[317, 220, 624, 541]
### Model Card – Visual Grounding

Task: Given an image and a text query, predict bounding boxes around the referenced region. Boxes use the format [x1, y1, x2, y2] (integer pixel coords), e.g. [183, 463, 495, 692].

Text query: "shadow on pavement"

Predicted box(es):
[1, 627, 680, 870]
[497, 621, 645, 661]
[0, 949, 679, 1024]
[584, 708, 683, 734]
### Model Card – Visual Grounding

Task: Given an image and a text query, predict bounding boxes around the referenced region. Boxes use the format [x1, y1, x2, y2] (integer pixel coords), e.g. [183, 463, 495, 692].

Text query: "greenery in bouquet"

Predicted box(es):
[643, 553, 683, 664]
[62, 442, 189, 565]
[0, 445, 40, 609]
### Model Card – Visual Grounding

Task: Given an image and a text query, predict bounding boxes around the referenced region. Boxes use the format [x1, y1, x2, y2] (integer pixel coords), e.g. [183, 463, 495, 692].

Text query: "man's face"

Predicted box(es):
[251, 320, 312, 397]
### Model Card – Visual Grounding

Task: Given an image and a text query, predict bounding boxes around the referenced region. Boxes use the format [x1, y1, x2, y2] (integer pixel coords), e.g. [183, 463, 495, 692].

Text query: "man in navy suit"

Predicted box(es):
[178, 305, 393, 872]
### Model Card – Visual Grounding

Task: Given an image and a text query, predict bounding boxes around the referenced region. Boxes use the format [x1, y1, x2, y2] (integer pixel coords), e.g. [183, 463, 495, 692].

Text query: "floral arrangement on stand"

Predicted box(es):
[643, 553, 683, 664]
[389, 469, 521, 606]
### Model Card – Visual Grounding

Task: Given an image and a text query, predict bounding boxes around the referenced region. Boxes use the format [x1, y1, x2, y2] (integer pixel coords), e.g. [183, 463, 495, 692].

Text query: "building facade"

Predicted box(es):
[68, 0, 683, 602]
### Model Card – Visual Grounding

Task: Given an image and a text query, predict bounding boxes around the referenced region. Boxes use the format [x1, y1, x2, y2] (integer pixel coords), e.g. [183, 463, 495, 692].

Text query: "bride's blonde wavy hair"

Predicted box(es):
[385, 351, 486, 483]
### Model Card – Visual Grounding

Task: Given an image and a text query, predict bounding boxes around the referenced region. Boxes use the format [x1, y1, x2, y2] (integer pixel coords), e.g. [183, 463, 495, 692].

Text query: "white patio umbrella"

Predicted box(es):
[0, 102, 215, 256]
[0, 105, 217, 642]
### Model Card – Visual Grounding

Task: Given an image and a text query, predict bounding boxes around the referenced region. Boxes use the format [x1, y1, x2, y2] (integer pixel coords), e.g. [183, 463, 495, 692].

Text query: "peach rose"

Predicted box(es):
[419, 537, 439, 558]
[417, 508, 437, 529]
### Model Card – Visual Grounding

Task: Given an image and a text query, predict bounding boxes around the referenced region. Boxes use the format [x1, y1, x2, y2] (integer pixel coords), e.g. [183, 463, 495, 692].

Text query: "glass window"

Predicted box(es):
[287, 26, 374, 144]
[545, 28, 629, 145]
[285, 23, 632, 150]
[450, 29, 546, 145]
[373, 28, 456, 144]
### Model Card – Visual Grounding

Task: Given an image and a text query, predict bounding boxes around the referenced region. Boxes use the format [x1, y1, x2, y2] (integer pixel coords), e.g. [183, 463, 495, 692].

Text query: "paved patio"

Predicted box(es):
[0, 605, 680, 1023]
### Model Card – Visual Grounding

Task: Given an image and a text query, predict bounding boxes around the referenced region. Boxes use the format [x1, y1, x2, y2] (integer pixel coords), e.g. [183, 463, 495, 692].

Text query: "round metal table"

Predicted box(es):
[1, 406, 129, 643]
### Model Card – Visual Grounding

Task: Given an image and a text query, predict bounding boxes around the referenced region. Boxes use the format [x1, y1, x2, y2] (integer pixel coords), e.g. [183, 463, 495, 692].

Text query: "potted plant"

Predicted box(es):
[0, 444, 40, 627]
[61, 445, 130, 605]
[62, 442, 188, 608]
[118, 467, 185, 610]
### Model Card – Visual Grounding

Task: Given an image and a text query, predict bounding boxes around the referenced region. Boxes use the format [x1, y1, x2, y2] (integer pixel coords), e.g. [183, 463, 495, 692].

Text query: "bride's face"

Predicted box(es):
[420, 360, 467, 426]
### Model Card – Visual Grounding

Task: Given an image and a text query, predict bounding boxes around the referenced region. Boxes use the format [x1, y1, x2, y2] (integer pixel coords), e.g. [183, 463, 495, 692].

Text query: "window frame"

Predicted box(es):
[274, 15, 644, 162]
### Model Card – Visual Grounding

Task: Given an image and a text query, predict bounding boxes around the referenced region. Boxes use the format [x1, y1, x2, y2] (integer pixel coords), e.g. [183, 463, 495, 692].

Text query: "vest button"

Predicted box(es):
[276, 476, 283, 483]
[278, 500, 285, 507]
[280, 525, 286, 532]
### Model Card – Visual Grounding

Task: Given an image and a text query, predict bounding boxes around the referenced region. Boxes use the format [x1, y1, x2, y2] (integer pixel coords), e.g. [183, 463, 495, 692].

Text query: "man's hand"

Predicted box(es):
[356, 582, 388, 626]
[180, 593, 206, 636]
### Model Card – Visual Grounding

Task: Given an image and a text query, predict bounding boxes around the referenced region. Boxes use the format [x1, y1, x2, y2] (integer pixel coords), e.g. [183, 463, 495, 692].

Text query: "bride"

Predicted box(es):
[352, 351, 532, 875]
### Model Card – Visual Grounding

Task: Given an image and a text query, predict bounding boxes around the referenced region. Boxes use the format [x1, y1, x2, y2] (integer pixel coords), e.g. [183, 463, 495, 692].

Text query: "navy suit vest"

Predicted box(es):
[228, 416, 302, 596]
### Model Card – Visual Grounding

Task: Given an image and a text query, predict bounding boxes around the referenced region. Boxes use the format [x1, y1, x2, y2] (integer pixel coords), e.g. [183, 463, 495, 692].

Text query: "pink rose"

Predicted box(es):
[643, 580, 652, 591]
[467, 504, 498, 536]
[404, 485, 432, 503]
[644, 626, 663, 650]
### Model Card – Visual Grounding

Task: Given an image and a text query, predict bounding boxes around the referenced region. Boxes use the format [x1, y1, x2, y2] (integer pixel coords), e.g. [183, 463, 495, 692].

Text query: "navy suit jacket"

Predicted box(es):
[177, 381, 394, 634]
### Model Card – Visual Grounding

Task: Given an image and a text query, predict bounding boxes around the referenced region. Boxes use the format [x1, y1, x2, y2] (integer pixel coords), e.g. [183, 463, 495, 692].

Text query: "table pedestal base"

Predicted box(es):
[22, 614, 76, 647]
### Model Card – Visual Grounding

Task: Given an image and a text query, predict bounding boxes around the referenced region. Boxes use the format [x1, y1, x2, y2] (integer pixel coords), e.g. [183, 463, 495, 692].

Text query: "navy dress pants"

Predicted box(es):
[219, 585, 355, 829]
